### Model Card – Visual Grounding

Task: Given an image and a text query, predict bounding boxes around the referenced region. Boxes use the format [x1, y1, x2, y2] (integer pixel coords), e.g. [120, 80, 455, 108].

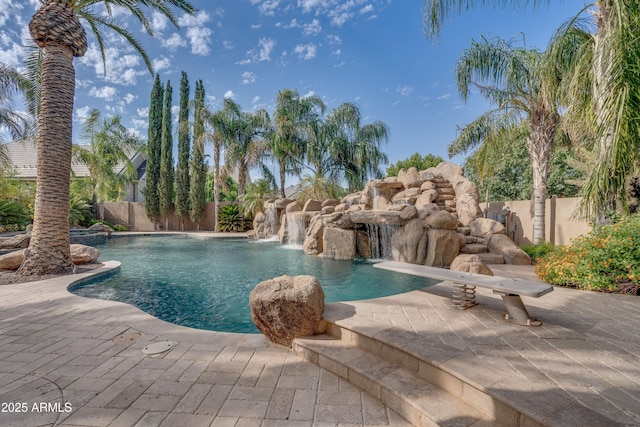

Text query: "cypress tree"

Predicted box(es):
[190, 79, 207, 229]
[175, 71, 191, 229]
[143, 74, 163, 226]
[159, 80, 174, 228]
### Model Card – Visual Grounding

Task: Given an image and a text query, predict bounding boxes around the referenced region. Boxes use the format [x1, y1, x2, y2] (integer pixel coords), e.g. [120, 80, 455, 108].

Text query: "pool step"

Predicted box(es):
[293, 334, 501, 427]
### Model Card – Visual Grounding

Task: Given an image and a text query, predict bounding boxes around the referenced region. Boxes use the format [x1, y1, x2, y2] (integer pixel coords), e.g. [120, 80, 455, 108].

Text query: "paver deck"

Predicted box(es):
[1, 233, 639, 426]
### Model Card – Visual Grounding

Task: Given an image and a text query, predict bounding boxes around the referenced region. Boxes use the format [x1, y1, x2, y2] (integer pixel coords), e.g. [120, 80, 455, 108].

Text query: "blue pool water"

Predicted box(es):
[71, 235, 435, 333]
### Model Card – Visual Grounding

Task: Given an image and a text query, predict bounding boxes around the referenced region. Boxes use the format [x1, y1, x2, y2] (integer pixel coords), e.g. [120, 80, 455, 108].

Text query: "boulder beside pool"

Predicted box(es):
[0, 244, 100, 271]
[250, 275, 325, 347]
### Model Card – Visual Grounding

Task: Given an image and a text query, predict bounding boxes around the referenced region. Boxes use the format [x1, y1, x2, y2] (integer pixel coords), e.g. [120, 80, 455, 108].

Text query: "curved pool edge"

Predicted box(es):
[51, 260, 272, 346]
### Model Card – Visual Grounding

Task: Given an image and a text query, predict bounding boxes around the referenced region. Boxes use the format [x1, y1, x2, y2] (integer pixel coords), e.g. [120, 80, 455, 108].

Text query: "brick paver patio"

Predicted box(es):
[1, 237, 639, 426]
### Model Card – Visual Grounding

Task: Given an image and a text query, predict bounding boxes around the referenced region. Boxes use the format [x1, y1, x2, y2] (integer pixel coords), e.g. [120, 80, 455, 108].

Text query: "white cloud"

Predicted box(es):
[298, 0, 327, 14]
[252, 96, 260, 104]
[151, 10, 169, 33]
[222, 40, 234, 49]
[137, 107, 149, 117]
[0, 38, 24, 67]
[302, 90, 315, 98]
[359, 4, 374, 14]
[79, 44, 145, 85]
[224, 90, 235, 99]
[89, 86, 117, 101]
[240, 37, 277, 64]
[177, 10, 213, 56]
[250, 0, 281, 16]
[327, 34, 342, 45]
[75, 106, 92, 121]
[123, 93, 136, 104]
[397, 85, 414, 96]
[242, 71, 257, 85]
[258, 38, 276, 61]
[152, 56, 172, 73]
[0, 0, 25, 27]
[251, 24, 262, 30]
[296, 0, 378, 27]
[162, 33, 187, 51]
[437, 93, 451, 100]
[293, 43, 317, 60]
[132, 119, 147, 129]
[303, 19, 322, 36]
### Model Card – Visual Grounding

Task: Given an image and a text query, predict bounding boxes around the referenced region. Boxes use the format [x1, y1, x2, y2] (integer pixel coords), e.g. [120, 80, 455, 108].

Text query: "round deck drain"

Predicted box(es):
[142, 341, 175, 355]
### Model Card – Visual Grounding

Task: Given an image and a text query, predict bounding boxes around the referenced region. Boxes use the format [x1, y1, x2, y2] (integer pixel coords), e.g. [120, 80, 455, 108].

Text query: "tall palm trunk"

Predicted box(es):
[213, 134, 221, 231]
[279, 162, 287, 198]
[19, 2, 87, 275]
[528, 108, 558, 245]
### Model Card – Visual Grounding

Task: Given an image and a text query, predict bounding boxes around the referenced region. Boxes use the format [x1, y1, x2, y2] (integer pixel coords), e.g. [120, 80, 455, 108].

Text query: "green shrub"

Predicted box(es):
[535, 214, 640, 294]
[69, 198, 93, 226]
[113, 224, 128, 231]
[218, 205, 252, 232]
[0, 199, 30, 230]
[521, 242, 555, 262]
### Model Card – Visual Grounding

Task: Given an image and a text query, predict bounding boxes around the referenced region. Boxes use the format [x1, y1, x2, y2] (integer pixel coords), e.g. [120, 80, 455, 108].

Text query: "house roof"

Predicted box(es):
[3, 139, 145, 181]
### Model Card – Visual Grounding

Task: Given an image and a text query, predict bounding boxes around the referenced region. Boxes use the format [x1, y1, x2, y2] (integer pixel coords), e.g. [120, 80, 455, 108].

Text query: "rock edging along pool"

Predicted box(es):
[71, 235, 436, 333]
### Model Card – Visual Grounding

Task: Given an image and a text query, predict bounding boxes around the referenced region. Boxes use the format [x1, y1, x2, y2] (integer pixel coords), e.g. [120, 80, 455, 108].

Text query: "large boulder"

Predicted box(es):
[450, 254, 493, 275]
[249, 275, 325, 347]
[452, 177, 483, 226]
[88, 223, 113, 233]
[469, 217, 506, 237]
[0, 250, 24, 270]
[423, 211, 458, 230]
[285, 201, 301, 213]
[486, 234, 532, 265]
[253, 211, 267, 239]
[0, 244, 100, 270]
[391, 218, 427, 264]
[0, 234, 30, 249]
[70, 244, 100, 264]
[302, 215, 325, 255]
[425, 229, 460, 267]
[303, 199, 323, 212]
[397, 167, 423, 189]
[349, 210, 407, 226]
[322, 228, 356, 260]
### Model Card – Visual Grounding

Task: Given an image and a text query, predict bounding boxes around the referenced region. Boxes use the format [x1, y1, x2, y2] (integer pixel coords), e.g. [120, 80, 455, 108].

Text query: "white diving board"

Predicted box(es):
[374, 261, 554, 326]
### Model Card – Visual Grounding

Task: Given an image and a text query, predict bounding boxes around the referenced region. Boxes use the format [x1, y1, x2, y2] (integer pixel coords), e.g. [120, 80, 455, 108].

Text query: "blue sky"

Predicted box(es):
[1, 0, 582, 179]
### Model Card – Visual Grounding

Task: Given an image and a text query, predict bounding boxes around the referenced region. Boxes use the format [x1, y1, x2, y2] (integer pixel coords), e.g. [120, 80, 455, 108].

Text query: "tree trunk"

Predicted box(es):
[18, 43, 76, 275]
[528, 109, 558, 245]
[19, 1, 87, 276]
[213, 140, 220, 231]
[279, 162, 286, 198]
[238, 159, 247, 197]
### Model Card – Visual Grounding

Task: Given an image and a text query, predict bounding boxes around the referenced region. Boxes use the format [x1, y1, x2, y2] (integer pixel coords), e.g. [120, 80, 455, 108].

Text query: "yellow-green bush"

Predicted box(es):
[535, 214, 640, 293]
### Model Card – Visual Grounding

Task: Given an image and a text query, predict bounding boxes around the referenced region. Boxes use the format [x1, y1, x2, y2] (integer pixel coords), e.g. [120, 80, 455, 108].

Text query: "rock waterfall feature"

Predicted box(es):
[253, 162, 531, 267]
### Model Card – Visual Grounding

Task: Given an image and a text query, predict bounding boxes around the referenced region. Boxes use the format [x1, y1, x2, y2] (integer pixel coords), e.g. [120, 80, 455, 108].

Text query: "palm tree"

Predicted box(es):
[18, 0, 194, 276]
[327, 103, 389, 192]
[549, 4, 640, 219]
[0, 63, 34, 169]
[211, 99, 273, 197]
[448, 36, 561, 244]
[73, 109, 142, 221]
[302, 102, 389, 194]
[423, 0, 640, 219]
[272, 89, 325, 197]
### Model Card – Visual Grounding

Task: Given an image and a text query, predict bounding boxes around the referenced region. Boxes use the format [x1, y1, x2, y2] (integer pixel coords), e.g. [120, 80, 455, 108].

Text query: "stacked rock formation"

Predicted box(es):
[254, 162, 531, 267]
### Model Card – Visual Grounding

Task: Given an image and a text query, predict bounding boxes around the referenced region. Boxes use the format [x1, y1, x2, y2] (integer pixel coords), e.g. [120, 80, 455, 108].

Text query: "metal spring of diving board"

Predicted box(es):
[452, 282, 478, 309]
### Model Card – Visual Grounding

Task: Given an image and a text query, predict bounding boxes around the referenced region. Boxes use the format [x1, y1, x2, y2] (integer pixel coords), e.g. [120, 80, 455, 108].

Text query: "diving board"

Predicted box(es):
[374, 261, 553, 326]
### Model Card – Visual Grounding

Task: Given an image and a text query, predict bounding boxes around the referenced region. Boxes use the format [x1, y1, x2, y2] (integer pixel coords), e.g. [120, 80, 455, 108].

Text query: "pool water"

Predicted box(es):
[71, 235, 435, 333]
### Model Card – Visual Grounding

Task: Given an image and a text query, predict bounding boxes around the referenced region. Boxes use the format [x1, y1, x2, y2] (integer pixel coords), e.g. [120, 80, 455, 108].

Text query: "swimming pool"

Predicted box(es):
[71, 235, 435, 333]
